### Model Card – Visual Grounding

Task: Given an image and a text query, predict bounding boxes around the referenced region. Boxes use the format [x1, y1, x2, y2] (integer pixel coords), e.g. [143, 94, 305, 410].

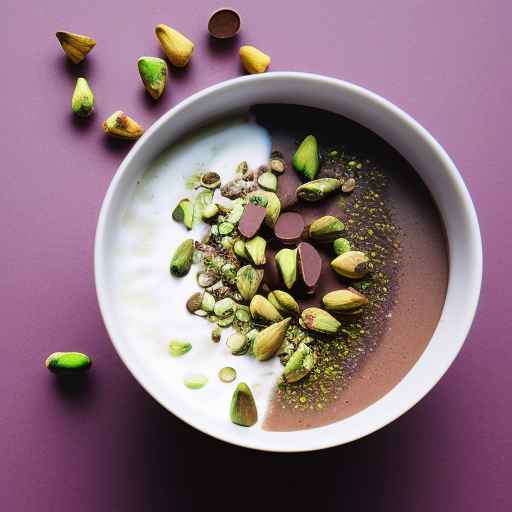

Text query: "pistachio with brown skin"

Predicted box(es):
[322, 288, 368, 311]
[331, 251, 370, 279]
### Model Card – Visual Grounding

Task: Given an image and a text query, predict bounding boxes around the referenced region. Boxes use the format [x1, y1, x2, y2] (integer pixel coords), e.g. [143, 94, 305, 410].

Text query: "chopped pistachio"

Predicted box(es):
[333, 237, 351, 255]
[219, 367, 237, 383]
[217, 315, 234, 327]
[202, 203, 220, 221]
[218, 222, 235, 235]
[172, 198, 194, 229]
[168, 340, 192, 357]
[227, 333, 249, 355]
[201, 291, 216, 313]
[211, 326, 222, 342]
[213, 297, 236, 318]
[283, 342, 316, 383]
[201, 171, 221, 189]
[258, 172, 277, 192]
[184, 373, 208, 390]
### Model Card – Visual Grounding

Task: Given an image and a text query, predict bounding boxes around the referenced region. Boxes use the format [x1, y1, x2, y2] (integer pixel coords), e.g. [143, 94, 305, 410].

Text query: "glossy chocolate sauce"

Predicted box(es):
[251, 105, 449, 431]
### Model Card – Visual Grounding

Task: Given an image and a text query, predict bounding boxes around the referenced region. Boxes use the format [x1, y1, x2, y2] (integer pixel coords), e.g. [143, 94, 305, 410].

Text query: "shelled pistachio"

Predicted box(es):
[292, 135, 319, 180]
[283, 342, 316, 383]
[236, 265, 264, 302]
[275, 248, 297, 289]
[301, 307, 341, 334]
[172, 198, 194, 229]
[168, 340, 192, 357]
[170, 239, 194, 276]
[331, 251, 370, 279]
[253, 317, 291, 361]
[245, 236, 267, 266]
[268, 290, 300, 316]
[45, 352, 92, 375]
[308, 215, 345, 243]
[296, 178, 341, 202]
[322, 288, 368, 311]
[249, 295, 283, 323]
[230, 382, 258, 426]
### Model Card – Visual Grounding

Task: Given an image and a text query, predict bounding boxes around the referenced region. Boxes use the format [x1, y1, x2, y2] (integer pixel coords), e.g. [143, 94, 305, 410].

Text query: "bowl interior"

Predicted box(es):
[95, 73, 482, 452]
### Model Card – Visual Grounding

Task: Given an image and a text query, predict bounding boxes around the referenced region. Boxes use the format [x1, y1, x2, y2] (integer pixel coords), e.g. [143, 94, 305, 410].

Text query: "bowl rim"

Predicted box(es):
[94, 72, 482, 452]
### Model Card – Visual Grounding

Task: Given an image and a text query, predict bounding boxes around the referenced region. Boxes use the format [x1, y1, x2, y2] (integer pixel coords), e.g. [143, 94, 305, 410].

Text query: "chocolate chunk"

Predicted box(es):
[208, 9, 241, 39]
[274, 212, 305, 245]
[238, 203, 267, 238]
[297, 242, 322, 294]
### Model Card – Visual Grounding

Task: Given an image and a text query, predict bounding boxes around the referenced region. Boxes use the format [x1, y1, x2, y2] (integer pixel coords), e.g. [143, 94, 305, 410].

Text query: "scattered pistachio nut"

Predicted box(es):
[212, 326, 222, 342]
[201, 291, 216, 313]
[219, 366, 237, 383]
[170, 238, 194, 277]
[331, 251, 370, 279]
[168, 340, 192, 357]
[155, 24, 194, 67]
[275, 248, 297, 289]
[201, 171, 221, 190]
[293, 135, 319, 180]
[193, 189, 214, 226]
[186, 292, 203, 313]
[103, 111, 144, 140]
[250, 295, 283, 323]
[239, 45, 270, 74]
[202, 203, 220, 221]
[226, 199, 245, 224]
[56, 31, 96, 64]
[296, 178, 341, 202]
[71, 77, 94, 118]
[235, 307, 251, 322]
[245, 236, 267, 266]
[217, 315, 234, 327]
[236, 265, 264, 302]
[197, 271, 219, 288]
[309, 215, 345, 243]
[233, 239, 248, 260]
[268, 290, 300, 316]
[227, 333, 249, 355]
[137, 56, 168, 99]
[270, 152, 286, 174]
[45, 352, 92, 375]
[322, 288, 368, 311]
[172, 198, 194, 229]
[184, 373, 208, 390]
[237, 161, 249, 174]
[230, 382, 258, 426]
[301, 307, 341, 334]
[213, 297, 236, 318]
[218, 222, 235, 235]
[253, 317, 291, 361]
[258, 172, 277, 192]
[333, 237, 351, 255]
[283, 342, 316, 383]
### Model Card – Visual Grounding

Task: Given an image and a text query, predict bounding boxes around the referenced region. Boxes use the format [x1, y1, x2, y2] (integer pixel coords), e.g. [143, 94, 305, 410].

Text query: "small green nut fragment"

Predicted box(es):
[249, 195, 268, 208]
[309, 215, 345, 243]
[293, 135, 319, 180]
[275, 248, 297, 289]
[226, 333, 249, 355]
[137, 56, 168, 99]
[217, 315, 234, 327]
[71, 77, 94, 118]
[219, 367, 237, 383]
[201, 291, 216, 313]
[250, 295, 283, 323]
[226, 199, 245, 224]
[333, 237, 352, 255]
[202, 203, 219, 221]
[283, 342, 317, 383]
[322, 288, 369, 311]
[201, 171, 221, 190]
[230, 382, 258, 427]
[197, 271, 219, 288]
[245, 236, 267, 266]
[172, 198, 194, 229]
[258, 172, 277, 192]
[331, 251, 370, 279]
[235, 307, 251, 322]
[213, 297, 236, 318]
[168, 340, 192, 357]
[218, 222, 235, 235]
[301, 307, 341, 334]
[268, 290, 300, 316]
[236, 265, 264, 302]
[184, 373, 208, 390]
[234, 239, 248, 259]
[253, 317, 291, 361]
[296, 178, 341, 202]
[193, 189, 214, 225]
[221, 236, 234, 249]
[45, 352, 92, 375]
[212, 326, 222, 342]
[170, 238, 194, 277]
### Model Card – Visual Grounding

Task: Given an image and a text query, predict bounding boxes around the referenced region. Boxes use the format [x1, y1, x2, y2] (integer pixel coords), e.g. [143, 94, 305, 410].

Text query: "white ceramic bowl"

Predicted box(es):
[95, 72, 482, 452]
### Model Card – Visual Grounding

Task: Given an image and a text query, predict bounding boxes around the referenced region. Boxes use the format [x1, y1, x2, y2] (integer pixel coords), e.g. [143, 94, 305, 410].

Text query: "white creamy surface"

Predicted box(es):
[111, 119, 281, 428]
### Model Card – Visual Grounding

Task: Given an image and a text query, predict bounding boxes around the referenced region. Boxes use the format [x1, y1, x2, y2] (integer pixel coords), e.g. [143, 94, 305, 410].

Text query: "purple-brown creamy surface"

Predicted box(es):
[251, 105, 449, 431]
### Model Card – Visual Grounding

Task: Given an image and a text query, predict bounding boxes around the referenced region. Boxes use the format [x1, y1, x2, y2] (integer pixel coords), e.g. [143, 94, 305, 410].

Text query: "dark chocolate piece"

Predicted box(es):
[297, 242, 322, 294]
[238, 203, 266, 238]
[274, 212, 305, 245]
[208, 9, 241, 39]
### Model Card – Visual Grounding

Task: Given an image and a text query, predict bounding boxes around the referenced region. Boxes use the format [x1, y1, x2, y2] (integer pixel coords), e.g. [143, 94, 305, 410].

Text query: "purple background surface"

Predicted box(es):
[1, 0, 510, 510]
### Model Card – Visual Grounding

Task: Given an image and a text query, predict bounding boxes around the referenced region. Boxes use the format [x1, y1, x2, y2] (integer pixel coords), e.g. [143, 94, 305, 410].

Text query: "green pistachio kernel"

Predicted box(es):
[168, 340, 192, 357]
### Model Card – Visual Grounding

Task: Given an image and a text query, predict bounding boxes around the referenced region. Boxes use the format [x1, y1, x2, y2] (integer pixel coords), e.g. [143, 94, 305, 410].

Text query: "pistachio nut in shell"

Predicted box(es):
[283, 342, 316, 383]
[253, 317, 291, 361]
[137, 56, 168, 99]
[170, 238, 194, 277]
[301, 307, 341, 334]
[308, 215, 345, 243]
[236, 265, 264, 302]
[71, 77, 94, 117]
[239, 45, 270, 74]
[292, 135, 319, 180]
[249, 295, 283, 323]
[275, 248, 297, 289]
[103, 111, 144, 140]
[230, 382, 258, 426]
[56, 31, 96, 64]
[45, 352, 92, 375]
[155, 24, 194, 67]
[296, 178, 341, 202]
[331, 251, 370, 279]
[268, 290, 300, 315]
[322, 288, 369, 311]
